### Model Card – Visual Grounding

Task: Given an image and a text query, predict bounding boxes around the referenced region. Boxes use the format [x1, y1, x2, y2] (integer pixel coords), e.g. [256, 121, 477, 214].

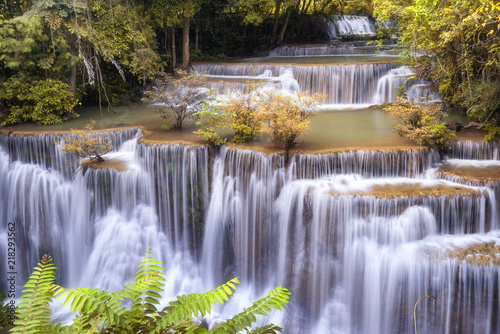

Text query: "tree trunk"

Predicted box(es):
[66, 29, 77, 94]
[171, 27, 177, 69]
[278, 7, 292, 45]
[164, 26, 168, 53]
[302, 0, 312, 14]
[195, 22, 199, 51]
[182, 16, 190, 70]
[68, 65, 77, 94]
[272, 0, 282, 43]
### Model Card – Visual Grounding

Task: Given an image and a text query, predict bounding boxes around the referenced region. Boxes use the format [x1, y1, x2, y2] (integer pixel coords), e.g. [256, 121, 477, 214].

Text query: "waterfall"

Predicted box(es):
[268, 44, 373, 57]
[194, 62, 439, 104]
[333, 16, 376, 36]
[373, 66, 441, 103]
[272, 177, 499, 333]
[1, 132, 499, 333]
[447, 141, 499, 160]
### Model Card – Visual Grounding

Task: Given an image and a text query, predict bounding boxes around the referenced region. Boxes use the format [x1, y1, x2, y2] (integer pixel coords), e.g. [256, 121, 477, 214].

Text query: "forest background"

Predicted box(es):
[0, 0, 499, 134]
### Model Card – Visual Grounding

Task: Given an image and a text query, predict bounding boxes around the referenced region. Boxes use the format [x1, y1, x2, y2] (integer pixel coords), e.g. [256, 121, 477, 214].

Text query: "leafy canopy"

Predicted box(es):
[3, 79, 79, 125]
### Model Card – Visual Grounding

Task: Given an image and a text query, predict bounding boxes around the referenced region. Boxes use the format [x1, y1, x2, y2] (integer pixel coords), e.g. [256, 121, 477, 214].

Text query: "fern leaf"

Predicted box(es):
[10, 255, 56, 334]
[245, 324, 283, 334]
[152, 278, 240, 334]
[208, 286, 291, 334]
[53, 286, 130, 331]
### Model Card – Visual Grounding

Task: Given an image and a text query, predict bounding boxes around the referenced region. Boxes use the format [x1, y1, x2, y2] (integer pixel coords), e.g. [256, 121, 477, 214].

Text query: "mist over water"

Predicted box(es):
[1, 130, 499, 333]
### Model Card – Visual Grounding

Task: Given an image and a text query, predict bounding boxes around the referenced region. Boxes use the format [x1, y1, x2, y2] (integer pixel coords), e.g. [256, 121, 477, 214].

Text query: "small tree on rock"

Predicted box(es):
[142, 70, 208, 130]
[60, 120, 113, 163]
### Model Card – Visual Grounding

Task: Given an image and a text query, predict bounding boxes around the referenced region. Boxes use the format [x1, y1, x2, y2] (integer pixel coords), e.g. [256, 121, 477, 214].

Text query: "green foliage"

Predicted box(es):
[0, 16, 47, 73]
[208, 286, 291, 333]
[194, 89, 228, 147]
[66, 0, 162, 82]
[392, 85, 408, 100]
[0, 0, 162, 116]
[453, 80, 500, 125]
[3, 79, 79, 125]
[0, 289, 11, 328]
[10, 254, 56, 334]
[225, 82, 262, 144]
[373, 0, 500, 139]
[484, 122, 500, 144]
[11, 249, 291, 334]
[385, 97, 455, 149]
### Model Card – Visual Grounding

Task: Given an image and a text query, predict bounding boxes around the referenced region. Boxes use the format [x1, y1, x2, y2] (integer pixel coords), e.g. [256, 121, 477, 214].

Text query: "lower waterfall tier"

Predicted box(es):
[0, 133, 499, 334]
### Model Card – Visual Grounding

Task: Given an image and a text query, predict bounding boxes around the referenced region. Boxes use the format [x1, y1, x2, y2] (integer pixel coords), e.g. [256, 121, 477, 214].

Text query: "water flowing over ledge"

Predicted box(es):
[1, 131, 499, 333]
[447, 140, 500, 160]
[193, 62, 439, 104]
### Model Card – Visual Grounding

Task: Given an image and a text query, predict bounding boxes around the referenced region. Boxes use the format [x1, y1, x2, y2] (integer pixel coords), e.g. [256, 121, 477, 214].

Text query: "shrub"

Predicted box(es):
[194, 89, 228, 147]
[224, 82, 262, 143]
[258, 90, 324, 154]
[3, 79, 79, 125]
[385, 97, 455, 149]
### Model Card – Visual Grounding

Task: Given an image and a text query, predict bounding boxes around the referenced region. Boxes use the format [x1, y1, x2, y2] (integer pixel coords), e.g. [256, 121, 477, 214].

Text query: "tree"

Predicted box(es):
[194, 88, 228, 147]
[60, 120, 113, 163]
[385, 96, 455, 149]
[142, 70, 208, 130]
[0, 0, 162, 120]
[10, 250, 291, 334]
[224, 82, 262, 143]
[257, 90, 324, 155]
[373, 0, 500, 140]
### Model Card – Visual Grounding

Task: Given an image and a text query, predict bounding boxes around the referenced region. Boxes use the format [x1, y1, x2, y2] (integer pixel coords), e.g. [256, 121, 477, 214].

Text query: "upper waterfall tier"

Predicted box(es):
[333, 15, 376, 36]
[193, 62, 440, 104]
[325, 15, 397, 40]
[268, 43, 399, 57]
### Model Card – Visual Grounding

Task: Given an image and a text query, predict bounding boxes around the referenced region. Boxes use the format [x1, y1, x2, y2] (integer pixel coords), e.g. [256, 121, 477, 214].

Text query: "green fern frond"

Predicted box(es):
[10, 254, 56, 334]
[245, 324, 283, 334]
[152, 278, 240, 334]
[52, 286, 130, 331]
[125, 248, 167, 333]
[208, 286, 291, 334]
[71, 311, 101, 334]
[35, 323, 74, 334]
[246, 324, 282, 334]
[130, 248, 166, 313]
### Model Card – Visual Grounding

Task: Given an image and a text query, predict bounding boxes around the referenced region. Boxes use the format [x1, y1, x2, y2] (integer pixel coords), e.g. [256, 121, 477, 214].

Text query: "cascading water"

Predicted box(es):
[269, 44, 374, 57]
[373, 66, 441, 103]
[1, 132, 499, 333]
[194, 62, 437, 104]
[333, 16, 376, 36]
